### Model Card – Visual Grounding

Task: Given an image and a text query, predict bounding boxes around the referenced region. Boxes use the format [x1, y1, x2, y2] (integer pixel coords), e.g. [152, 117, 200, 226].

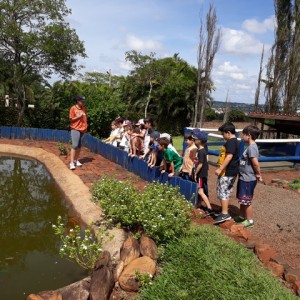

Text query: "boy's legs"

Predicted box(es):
[236, 179, 256, 226]
[215, 176, 236, 223]
[197, 177, 212, 210]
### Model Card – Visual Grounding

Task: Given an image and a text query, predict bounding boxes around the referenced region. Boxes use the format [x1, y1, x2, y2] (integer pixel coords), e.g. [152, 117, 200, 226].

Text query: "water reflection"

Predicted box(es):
[0, 156, 87, 299]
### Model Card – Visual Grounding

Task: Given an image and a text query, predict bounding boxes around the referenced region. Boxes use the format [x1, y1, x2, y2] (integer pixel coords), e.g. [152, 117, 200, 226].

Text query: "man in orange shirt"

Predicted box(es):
[69, 95, 88, 170]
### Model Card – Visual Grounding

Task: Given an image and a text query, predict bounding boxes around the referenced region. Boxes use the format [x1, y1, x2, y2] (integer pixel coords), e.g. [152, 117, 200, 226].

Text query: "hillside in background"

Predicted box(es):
[212, 101, 264, 114]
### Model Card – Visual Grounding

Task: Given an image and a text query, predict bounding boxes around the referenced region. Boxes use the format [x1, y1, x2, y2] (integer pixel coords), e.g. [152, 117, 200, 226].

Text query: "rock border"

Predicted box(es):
[192, 209, 300, 296]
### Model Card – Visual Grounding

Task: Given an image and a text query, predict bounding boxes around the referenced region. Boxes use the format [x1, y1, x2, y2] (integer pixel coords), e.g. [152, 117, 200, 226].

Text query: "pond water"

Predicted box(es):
[0, 156, 87, 299]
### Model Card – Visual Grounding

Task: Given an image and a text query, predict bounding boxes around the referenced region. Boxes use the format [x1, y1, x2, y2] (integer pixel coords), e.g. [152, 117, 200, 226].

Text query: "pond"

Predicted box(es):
[0, 156, 87, 299]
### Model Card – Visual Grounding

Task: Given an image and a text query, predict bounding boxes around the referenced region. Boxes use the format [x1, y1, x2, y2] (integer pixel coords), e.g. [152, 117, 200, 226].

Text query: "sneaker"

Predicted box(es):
[74, 160, 82, 167]
[234, 216, 245, 223]
[214, 213, 231, 224]
[69, 162, 75, 170]
[241, 220, 254, 228]
[205, 209, 215, 216]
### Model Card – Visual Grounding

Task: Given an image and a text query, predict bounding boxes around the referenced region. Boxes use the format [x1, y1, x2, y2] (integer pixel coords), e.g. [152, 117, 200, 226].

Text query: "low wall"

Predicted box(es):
[0, 126, 198, 203]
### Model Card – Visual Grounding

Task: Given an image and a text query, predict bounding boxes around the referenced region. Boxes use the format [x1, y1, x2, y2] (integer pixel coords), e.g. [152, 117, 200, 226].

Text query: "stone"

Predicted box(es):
[230, 224, 252, 240]
[36, 291, 62, 300]
[56, 277, 90, 300]
[26, 295, 43, 300]
[254, 244, 277, 263]
[270, 255, 290, 271]
[284, 267, 300, 283]
[292, 280, 300, 296]
[140, 236, 158, 260]
[271, 178, 281, 183]
[120, 237, 141, 266]
[119, 256, 156, 292]
[90, 251, 114, 300]
[218, 220, 235, 230]
[112, 260, 124, 282]
[264, 261, 285, 277]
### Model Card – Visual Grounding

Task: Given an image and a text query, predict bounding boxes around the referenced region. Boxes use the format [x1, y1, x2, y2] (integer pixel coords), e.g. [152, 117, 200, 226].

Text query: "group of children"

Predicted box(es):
[105, 117, 263, 228]
[190, 122, 263, 228]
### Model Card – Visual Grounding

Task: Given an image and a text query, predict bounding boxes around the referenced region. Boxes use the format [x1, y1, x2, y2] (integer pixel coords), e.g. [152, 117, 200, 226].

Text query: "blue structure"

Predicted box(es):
[0, 126, 198, 204]
[183, 127, 300, 164]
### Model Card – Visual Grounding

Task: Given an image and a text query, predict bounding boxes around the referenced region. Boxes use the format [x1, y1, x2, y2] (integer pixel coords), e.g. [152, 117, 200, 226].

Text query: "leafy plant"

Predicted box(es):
[135, 271, 153, 288]
[289, 178, 300, 190]
[53, 216, 111, 271]
[57, 142, 68, 155]
[92, 178, 193, 244]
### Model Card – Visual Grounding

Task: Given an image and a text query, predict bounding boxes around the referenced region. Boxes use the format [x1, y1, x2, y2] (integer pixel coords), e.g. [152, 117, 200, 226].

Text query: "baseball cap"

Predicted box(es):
[192, 131, 208, 142]
[150, 131, 160, 139]
[136, 119, 144, 125]
[122, 120, 131, 126]
[191, 128, 201, 135]
[160, 133, 171, 141]
[73, 95, 85, 102]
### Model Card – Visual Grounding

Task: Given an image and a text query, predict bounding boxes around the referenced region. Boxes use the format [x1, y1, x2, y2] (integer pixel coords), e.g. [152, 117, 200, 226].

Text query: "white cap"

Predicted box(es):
[136, 119, 144, 125]
[160, 133, 171, 141]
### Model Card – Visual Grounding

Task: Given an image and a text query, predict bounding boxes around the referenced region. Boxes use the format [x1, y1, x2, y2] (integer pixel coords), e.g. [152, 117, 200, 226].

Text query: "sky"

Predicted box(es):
[66, 0, 275, 105]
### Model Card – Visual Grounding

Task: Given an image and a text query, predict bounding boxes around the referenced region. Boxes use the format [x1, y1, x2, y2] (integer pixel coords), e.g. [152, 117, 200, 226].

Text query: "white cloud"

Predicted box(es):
[216, 61, 245, 80]
[222, 28, 267, 55]
[242, 16, 275, 34]
[124, 34, 164, 51]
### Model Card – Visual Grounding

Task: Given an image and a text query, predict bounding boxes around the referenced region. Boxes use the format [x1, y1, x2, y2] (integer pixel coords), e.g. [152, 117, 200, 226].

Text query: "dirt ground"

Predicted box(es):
[207, 165, 300, 270]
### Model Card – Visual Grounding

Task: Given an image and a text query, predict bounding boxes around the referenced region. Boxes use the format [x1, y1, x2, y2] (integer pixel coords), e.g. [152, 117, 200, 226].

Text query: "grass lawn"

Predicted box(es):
[138, 225, 297, 300]
[172, 135, 223, 154]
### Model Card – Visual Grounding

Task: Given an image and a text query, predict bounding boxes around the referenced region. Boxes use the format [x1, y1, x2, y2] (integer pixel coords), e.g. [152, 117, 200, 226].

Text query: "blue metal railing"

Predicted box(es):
[0, 126, 197, 203]
[183, 127, 300, 163]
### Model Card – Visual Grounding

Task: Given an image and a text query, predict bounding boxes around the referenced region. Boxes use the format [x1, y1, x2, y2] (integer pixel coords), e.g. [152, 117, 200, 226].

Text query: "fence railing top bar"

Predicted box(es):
[185, 127, 243, 132]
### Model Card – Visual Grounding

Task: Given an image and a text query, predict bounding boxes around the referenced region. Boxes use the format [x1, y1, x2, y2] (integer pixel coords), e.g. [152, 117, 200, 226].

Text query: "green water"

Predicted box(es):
[0, 156, 87, 299]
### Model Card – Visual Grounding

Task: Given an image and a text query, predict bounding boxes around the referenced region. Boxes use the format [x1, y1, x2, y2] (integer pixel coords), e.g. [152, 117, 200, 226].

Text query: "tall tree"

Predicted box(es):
[0, 0, 86, 125]
[264, 0, 300, 113]
[192, 4, 221, 127]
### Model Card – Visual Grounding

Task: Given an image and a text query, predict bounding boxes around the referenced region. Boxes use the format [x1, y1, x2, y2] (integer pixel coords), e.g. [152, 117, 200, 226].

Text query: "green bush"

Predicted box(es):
[289, 178, 300, 190]
[92, 178, 193, 244]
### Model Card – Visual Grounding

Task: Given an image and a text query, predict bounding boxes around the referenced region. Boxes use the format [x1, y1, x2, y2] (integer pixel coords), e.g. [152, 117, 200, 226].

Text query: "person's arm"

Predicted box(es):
[69, 108, 85, 123]
[168, 161, 175, 177]
[160, 159, 167, 173]
[215, 153, 233, 176]
[251, 157, 263, 181]
[194, 162, 203, 180]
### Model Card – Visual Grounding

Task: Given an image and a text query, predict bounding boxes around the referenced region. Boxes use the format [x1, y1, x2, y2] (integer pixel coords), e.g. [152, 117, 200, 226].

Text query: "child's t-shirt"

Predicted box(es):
[164, 148, 183, 172]
[193, 147, 208, 178]
[217, 138, 240, 177]
[239, 143, 259, 182]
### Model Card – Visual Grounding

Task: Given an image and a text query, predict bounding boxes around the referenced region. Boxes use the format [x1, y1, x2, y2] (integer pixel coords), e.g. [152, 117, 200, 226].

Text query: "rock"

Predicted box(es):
[56, 277, 90, 300]
[218, 220, 235, 230]
[90, 251, 114, 300]
[140, 236, 158, 260]
[264, 261, 284, 277]
[270, 255, 290, 271]
[35, 291, 62, 300]
[119, 256, 156, 292]
[120, 237, 141, 266]
[230, 224, 252, 240]
[26, 295, 43, 300]
[254, 244, 277, 263]
[112, 260, 124, 282]
[292, 280, 300, 296]
[284, 267, 300, 283]
[271, 178, 281, 183]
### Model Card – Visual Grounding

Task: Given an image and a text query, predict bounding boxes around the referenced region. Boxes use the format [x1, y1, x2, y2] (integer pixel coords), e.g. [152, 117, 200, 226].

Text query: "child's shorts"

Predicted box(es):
[217, 176, 236, 200]
[197, 177, 209, 197]
[236, 179, 257, 205]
